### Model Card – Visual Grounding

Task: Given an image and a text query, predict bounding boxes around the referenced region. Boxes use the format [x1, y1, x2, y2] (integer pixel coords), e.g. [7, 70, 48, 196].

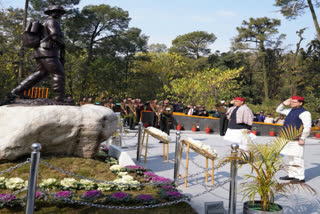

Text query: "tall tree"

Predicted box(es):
[234, 17, 285, 101]
[275, 0, 320, 40]
[148, 43, 168, 53]
[64, 4, 130, 97]
[170, 31, 216, 59]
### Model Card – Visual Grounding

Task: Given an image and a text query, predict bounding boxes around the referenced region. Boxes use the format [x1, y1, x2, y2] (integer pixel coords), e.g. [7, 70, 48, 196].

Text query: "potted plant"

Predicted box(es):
[269, 127, 275, 136]
[218, 127, 315, 213]
[192, 124, 197, 132]
[251, 127, 257, 135]
[315, 131, 320, 139]
[205, 125, 211, 134]
[176, 123, 183, 131]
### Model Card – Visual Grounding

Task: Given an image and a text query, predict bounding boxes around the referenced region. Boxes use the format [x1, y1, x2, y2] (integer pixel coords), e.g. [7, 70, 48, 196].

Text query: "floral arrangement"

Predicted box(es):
[80, 190, 103, 202]
[79, 179, 97, 190]
[54, 190, 73, 202]
[110, 164, 124, 172]
[124, 165, 148, 175]
[107, 191, 132, 204]
[143, 171, 173, 185]
[134, 194, 157, 205]
[60, 178, 79, 190]
[39, 178, 59, 190]
[5, 177, 27, 190]
[0, 193, 21, 209]
[146, 127, 171, 142]
[186, 137, 218, 158]
[105, 156, 118, 165]
[101, 146, 109, 154]
[0, 161, 187, 209]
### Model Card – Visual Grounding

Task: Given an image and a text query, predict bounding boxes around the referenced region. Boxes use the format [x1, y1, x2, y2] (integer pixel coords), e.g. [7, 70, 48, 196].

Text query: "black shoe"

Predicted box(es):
[279, 175, 294, 181]
[290, 178, 305, 183]
[158, 141, 163, 144]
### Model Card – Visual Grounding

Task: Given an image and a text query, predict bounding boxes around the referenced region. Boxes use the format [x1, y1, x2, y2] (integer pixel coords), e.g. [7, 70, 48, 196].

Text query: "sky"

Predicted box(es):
[1, 0, 317, 53]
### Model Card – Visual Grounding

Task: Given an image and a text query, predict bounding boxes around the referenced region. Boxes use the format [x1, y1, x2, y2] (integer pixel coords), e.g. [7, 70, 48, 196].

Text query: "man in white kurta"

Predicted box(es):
[277, 96, 312, 183]
[224, 97, 255, 150]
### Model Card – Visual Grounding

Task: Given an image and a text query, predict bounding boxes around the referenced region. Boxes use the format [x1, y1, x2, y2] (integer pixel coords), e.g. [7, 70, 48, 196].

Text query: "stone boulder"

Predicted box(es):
[0, 104, 117, 162]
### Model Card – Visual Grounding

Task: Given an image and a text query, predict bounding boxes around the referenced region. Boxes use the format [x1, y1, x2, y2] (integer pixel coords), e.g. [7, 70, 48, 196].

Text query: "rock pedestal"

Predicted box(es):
[0, 104, 117, 162]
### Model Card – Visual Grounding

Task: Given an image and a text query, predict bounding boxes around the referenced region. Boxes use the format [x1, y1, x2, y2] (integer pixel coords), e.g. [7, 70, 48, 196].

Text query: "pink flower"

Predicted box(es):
[137, 194, 153, 200]
[0, 194, 16, 202]
[151, 176, 171, 183]
[166, 191, 181, 197]
[82, 190, 101, 198]
[111, 192, 129, 199]
[55, 191, 72, 198]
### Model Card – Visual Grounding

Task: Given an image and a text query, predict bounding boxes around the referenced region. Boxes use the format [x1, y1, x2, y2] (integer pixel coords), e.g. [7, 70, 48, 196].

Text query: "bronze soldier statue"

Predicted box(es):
[10, 5, 66, 103]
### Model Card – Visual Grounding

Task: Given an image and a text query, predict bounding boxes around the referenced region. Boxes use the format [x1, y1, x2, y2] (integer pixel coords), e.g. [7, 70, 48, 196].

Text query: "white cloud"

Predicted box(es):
[216, 10, 236, 17]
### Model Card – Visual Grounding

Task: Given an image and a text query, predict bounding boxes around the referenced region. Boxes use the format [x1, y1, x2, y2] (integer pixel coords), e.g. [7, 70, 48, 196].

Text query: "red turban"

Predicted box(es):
[234, 97, 245, 102]
[291, 96, 304, 101]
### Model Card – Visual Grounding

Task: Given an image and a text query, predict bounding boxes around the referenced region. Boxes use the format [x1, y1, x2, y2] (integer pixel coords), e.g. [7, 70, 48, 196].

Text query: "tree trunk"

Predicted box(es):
[307, 0, 320, 40]
[259, 43, 269, 102]
[18, 0, 29, 83]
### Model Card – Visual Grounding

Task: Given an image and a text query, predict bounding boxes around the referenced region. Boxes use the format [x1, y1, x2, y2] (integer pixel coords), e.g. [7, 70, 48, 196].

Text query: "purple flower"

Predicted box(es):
[111, 192, 129, 199]
[0, 194, 16, 202]
[143, 171, 156, 178]
[82, 190, 101, 199]
[166, 191, 181, 197]
[55, 191, 72, 198]
[125, 165, 146, 170]
[137, 194, 153, 200]
[161, 185, 174, 191]
[151, 176, 171, 183]
[35, 192, 43, 199]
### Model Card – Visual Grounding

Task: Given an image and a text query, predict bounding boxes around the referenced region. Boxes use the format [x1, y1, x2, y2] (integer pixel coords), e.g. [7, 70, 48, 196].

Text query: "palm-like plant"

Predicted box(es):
[218, 126, 315, 211]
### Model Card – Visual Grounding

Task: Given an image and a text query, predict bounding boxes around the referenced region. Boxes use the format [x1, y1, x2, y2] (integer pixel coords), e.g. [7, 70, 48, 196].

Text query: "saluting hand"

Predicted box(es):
[282, 98, 291, 106]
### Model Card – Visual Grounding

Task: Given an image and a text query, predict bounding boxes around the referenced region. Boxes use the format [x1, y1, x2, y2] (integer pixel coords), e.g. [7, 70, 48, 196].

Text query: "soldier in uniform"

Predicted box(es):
[100, 97, 107, 106]
[120, 98, 128, 126]
[216, 100, 229, 136]
[104, 97, 115, 111]
[160, 98, 173, 141]
[150, 99, 160, 127]
[10, 5, 66, 102]
[127, 99, 137, 130]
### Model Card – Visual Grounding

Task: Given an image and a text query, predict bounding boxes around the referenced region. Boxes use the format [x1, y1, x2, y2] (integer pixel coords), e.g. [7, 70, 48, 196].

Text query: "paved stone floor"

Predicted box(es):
[120, 129, 320, 214]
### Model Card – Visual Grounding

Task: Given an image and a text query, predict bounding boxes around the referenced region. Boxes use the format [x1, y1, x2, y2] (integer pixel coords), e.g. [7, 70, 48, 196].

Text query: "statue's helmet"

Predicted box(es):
[44, 5, 66, 15]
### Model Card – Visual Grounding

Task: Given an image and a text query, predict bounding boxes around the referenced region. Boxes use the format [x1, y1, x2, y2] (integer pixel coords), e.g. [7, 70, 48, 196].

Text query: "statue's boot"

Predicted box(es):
[52, 72, 65, 102]
[11, 70, 47, 98]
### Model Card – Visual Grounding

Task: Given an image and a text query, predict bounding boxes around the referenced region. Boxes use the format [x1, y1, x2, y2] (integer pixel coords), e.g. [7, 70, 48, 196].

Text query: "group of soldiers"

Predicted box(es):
[79, 97, 116, 110]
[120, 98, 174, 136]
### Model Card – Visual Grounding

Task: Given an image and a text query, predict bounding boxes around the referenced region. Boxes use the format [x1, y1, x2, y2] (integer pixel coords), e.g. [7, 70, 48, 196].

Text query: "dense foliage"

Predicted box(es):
[0, 1, 319, 118]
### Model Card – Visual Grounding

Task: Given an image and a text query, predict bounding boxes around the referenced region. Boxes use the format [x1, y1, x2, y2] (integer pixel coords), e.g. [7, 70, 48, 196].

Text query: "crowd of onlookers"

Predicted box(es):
[253, 111, 285, 125]
[1, 94, 320, 127]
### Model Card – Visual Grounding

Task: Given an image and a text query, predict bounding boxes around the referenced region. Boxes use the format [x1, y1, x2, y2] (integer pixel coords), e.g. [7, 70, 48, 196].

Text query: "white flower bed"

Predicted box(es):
[187, 137, 218, 158]
[60, 178, 78, 189]
[110, 164, 124, 172]
[5, 177, 27, 190]
[146, 127, 171, 142]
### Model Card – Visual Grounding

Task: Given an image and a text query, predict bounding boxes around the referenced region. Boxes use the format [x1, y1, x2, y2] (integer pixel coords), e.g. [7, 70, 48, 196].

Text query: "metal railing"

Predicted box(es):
[0, 135, 239, 213]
